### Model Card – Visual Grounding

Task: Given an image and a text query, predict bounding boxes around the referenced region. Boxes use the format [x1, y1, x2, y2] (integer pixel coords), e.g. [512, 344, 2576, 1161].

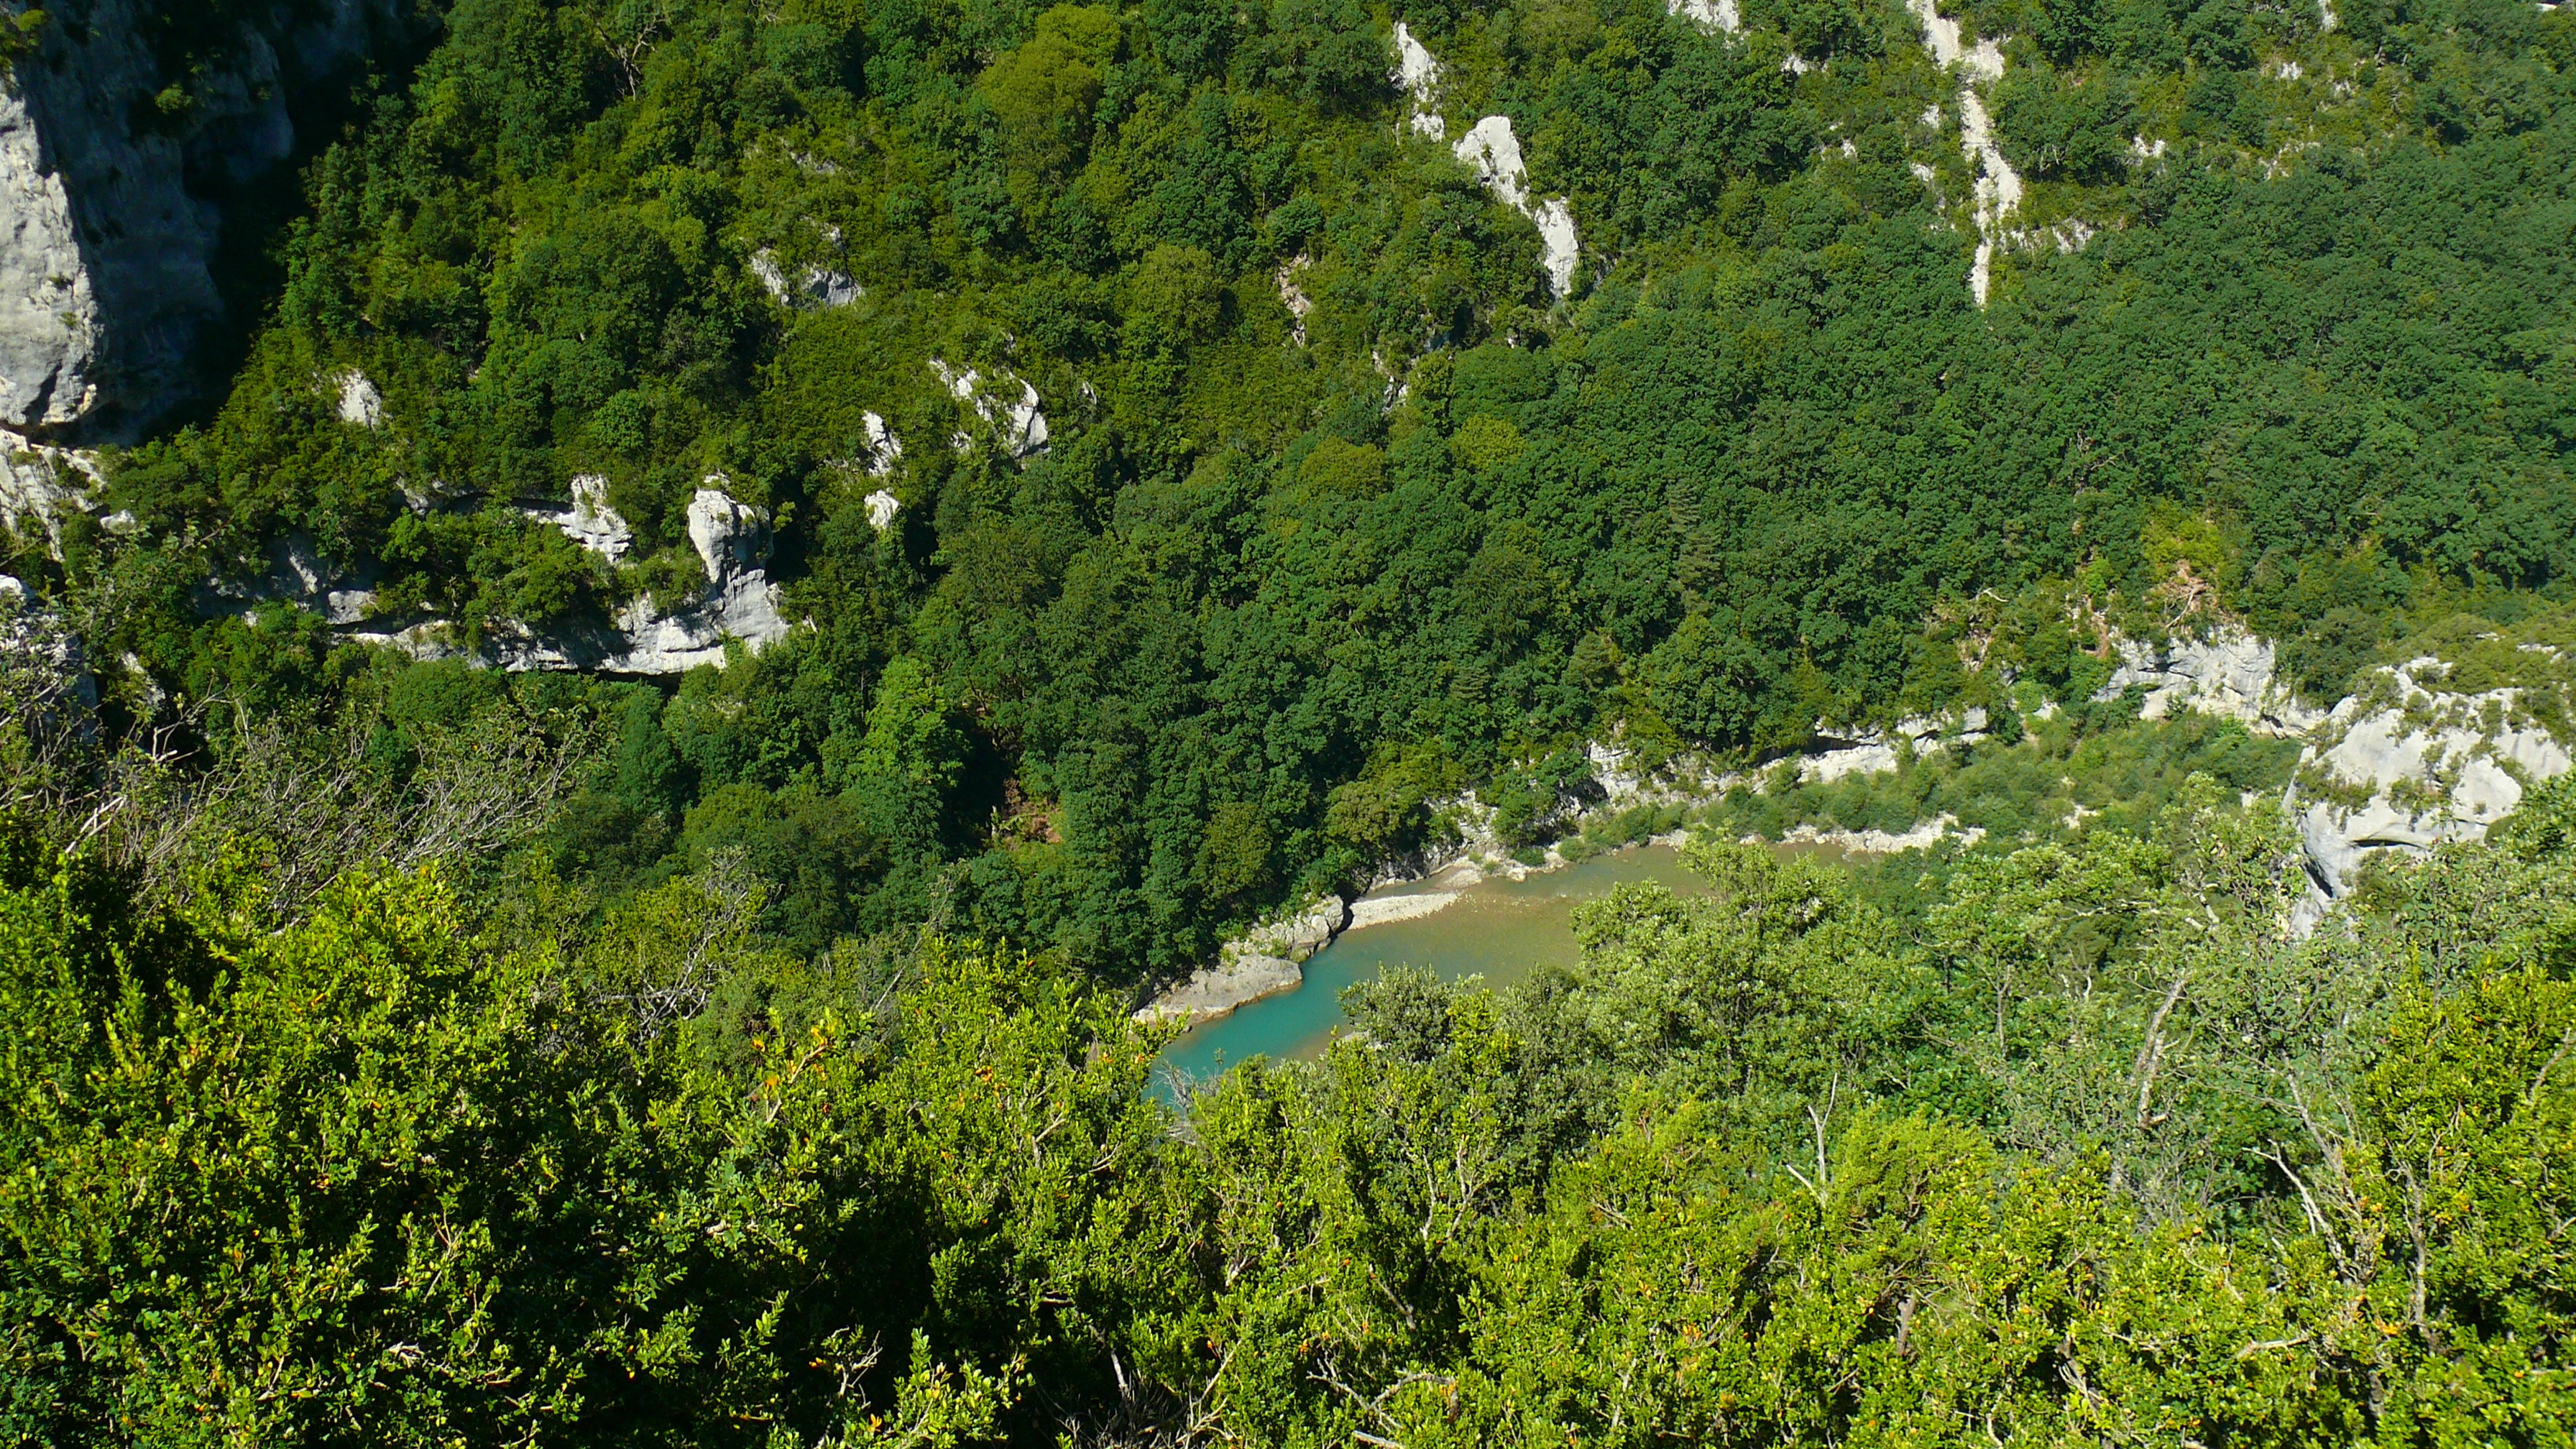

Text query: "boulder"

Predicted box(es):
[688, 485, 770, 583]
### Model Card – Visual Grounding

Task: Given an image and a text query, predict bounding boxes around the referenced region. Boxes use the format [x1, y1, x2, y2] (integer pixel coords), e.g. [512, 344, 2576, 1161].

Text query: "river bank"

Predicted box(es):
[1151, 840, 1712, 1090]
[1130, 714, 1995, 1030]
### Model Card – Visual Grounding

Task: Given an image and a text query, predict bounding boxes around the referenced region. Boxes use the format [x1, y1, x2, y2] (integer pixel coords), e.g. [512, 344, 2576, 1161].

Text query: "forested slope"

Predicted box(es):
[0, 0, 2564, 979]
[5, 676, 2576, 1443]
[5, 0, 2576, 1437]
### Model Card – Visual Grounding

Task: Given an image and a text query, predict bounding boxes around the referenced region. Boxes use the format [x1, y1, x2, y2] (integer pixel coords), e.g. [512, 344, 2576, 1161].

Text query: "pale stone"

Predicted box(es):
[1905, 0, 2025, 305]
[0, 426, 105, 555]
[862, 410, 902, 474]
[2092, 627, 2325, 735]
[548, 474, 632, 563]
[0, 88, 97, 427]
[688, 483, 769, 582]
[1276, 256, 1313, 345]
[1452, 116, 1584, 298]
[1772, 814, 1984, 853]
[2287, 658, 2573, 905]
[334, 370, 383, 428]
[0, 0, 411, 434]
[752, 247, 861, 309]
[1391, 22, 1445, 139]
[930, 360, 1049, 459]
[1668, 0, 1742, 32]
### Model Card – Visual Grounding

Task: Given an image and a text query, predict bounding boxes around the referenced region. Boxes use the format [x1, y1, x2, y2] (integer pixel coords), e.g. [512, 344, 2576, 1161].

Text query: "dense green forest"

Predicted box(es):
[2, 0, 2566, 978]
[5, 653, 2576, 1443]
[6, 0, 2576, 1436]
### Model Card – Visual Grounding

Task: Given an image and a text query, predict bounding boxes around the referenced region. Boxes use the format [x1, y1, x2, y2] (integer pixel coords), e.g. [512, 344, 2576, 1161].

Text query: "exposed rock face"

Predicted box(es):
[0, 0, 418, 436]
[1797, 710, 1990, 784]
[1137, 894, 1351, 1024]
[860, 410, 901, 474]
[1276, 255, 1313, 344]
[2082, 628, 2569, 915]
[1668, 0, 1743, 33]
[0, 424, 106, 551]
[191, 532, 377, 625]
[242, 479, 793, 676]
[930, 359, 1048, 459]
[0, 86, 97, 427]
[1391, 22, 1445, 139]
[2092, 627, 2325, 735]
[334, 370, 384, 428]
[1771, 813, 1984, 853]
[541, 475, 633, 564]
[2290, 658, 2572, 903]
[688, 486, 768, 579]
[1450, 116, 1582, 299]
[863, 489, 901, 533]
[1386, 27, 1581, 298]
[750, 249, 860, 309]
[1904, 0, 2031, 305]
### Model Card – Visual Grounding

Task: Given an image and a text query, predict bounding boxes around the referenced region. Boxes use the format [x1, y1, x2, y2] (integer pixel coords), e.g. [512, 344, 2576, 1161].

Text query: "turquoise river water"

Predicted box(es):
[1153, 843, 1711, 1097]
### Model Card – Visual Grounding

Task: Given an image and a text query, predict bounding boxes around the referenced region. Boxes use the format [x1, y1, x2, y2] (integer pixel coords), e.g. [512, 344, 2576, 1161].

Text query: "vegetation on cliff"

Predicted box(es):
[4, 656, 2575, 1440]
[0, 0, 2561, 980]
[4, 0, 2576, 1435]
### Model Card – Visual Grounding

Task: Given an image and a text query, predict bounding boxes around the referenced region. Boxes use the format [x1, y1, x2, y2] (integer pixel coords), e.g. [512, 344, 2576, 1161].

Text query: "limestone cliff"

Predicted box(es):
[0, 0, 422, 437]
[2082, 625, 2574, 912]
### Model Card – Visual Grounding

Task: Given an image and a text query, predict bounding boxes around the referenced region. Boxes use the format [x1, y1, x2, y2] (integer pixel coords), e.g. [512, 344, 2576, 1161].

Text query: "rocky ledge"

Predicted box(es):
[195, 479, 796, 676]
[2288, 656, 2572, 906]
[1134, 894, 1349, 1025]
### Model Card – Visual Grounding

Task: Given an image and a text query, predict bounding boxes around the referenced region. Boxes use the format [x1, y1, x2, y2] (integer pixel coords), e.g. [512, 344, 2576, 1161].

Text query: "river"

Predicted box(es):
[1153, 842, 1715, 1098]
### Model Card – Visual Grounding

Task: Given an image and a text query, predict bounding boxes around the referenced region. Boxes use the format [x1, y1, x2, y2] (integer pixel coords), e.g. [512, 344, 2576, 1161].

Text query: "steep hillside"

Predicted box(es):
[5, 0, 2574, 983]
[11, 1, 2576, 1440]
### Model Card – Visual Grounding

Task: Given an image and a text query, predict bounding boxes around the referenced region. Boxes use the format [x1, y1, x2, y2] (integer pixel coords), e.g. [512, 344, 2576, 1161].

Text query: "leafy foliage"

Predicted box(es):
[4, 770, 2575, 1443]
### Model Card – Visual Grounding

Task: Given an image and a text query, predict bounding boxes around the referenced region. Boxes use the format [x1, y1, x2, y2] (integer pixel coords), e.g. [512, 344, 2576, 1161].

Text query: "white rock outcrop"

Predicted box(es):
[931, 360, 1049, 459]
[1137, 893, 1351, 1024]
[339, 481, 791, 675]
[0, 426, 105, 553]
[2069, 629, 2569, 916]
[1905, 0, 2023, 303]
[862, 410, 903, 474]
[0, 0, 415, 435]
[0, 86, 98, 428]
[2091, 627, 2325, 735]
[863, 489, 901, 533]
[582, 483, 791, 673]
[2289, 659, 2572, 903]
[1276, 255, 1313, 344]
[1392, 22, 1446, 139]
[539, 475, 633, 563]
[0, 570, 96, 720]
[334, 370, 385, 428]
[751, 249, 861, 309]
[1451, 115, 1583, 299]
[1668, 0, 1744, 33]
[1770, 813, 1984, 853]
